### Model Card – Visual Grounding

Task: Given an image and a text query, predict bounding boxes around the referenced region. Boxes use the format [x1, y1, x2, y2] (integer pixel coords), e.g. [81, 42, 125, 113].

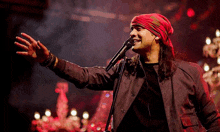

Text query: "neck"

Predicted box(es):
[141, 52, 159, 64]
[141, 44, 160, 64]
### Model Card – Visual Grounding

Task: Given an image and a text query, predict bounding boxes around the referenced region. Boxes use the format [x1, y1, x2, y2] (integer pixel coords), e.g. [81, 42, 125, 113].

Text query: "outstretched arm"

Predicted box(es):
[15, 33, 117, 90]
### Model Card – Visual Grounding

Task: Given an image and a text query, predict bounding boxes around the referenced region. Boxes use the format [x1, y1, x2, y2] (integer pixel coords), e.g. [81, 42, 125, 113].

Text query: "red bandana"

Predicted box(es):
[131, 13, 174, 54]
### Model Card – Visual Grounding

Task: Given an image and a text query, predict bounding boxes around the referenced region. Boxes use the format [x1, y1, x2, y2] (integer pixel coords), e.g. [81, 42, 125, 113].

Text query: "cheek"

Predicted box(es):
[142, 35, 155, 44]
[141, 38, 152, 46]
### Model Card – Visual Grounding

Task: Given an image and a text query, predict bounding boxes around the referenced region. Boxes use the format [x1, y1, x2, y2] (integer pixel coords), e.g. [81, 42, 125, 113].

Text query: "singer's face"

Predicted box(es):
[130, 25, 156, 54]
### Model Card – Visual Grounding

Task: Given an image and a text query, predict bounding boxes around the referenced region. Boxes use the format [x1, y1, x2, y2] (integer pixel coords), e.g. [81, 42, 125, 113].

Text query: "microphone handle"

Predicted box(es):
[106, 38, 133, 71]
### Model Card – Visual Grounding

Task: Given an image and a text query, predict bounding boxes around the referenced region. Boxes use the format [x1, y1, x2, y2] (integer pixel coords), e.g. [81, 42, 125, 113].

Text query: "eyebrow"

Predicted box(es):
[131, 25, 144, 30]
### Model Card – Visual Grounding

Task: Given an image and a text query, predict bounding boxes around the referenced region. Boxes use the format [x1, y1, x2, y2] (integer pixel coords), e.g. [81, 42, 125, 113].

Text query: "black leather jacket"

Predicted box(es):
[50, 55, 220, 132]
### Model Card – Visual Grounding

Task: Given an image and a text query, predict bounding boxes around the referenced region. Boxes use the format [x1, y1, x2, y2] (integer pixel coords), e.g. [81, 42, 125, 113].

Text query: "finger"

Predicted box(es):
[21, 33, 36, 43]
[14, 42, 29, 51]
[16, 51, 29, 56]
[35, 41, 41, 50]
[16, 36, 31, 46]
[37, 41, 48, 51]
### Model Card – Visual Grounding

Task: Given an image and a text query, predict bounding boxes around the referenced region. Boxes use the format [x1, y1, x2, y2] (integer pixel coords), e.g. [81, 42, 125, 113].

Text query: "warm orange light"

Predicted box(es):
[204, 63, 210, 72]
[216, 29, 220, 37]
[45, 109, 51, 117]
[34, 112, 40, 120]
[217, 56, 220, 64]
[206, 37, 211, 45]
[71, 108, 77, 116]
[82, 111, 89, 119]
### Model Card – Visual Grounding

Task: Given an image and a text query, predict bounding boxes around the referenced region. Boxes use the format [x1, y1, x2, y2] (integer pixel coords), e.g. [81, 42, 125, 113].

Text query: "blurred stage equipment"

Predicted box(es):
[31, 81, 88, 132]
[31, 81, 112, 132]
[202, 29, 220, 110]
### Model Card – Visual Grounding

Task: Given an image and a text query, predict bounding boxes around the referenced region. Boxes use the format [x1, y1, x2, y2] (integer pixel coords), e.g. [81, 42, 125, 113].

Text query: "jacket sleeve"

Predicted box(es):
[49, 58, 119, 90]
[193, 64, 220, 131]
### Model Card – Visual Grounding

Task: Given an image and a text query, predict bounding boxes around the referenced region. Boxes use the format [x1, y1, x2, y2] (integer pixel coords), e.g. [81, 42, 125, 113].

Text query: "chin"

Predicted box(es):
[132, 46, 148, 55]
[131, 46, 140, 53]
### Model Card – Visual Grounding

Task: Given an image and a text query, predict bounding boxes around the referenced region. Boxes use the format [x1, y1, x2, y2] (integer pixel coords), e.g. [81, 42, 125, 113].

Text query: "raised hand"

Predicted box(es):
[15, 33, 50, 63]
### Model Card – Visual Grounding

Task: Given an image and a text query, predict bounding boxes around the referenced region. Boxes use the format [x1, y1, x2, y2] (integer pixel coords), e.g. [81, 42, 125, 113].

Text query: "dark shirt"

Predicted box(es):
[117, 63, 169, 132]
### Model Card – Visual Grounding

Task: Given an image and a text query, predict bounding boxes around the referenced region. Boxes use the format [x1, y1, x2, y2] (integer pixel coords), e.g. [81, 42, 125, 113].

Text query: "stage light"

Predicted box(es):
[206, 37, 211, 45]
[187, 8, 195, 18]
[216, 29, 220, 37]
[83, 111, 89, 119]
[217, 56, 220, 64]
[34, 112, 40, 120]
[204, 63, 210, 72]
[71, 108, 77, 116]
[45, 109, 51, 117]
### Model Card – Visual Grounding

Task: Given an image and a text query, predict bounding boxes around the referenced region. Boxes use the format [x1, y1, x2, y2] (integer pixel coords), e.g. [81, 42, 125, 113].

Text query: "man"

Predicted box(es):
[15, 13, 220, 132]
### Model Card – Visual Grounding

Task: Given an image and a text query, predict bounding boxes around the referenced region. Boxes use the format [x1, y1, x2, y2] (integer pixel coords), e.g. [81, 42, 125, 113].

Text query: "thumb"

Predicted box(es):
[37, 41, 48, 51]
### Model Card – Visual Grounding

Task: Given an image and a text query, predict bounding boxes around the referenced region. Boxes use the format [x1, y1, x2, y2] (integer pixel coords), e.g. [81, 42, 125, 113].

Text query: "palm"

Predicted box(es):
[15, 33, 50, 63]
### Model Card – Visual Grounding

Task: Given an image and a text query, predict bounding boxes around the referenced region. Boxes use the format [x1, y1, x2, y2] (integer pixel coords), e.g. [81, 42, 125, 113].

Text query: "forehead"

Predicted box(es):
[130, 25, 155, 36]
[130, 25, 144, 29]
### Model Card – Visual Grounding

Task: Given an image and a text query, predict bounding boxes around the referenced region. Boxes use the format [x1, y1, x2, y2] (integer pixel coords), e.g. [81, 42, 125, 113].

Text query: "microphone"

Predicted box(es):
[106, 37, 134, 71]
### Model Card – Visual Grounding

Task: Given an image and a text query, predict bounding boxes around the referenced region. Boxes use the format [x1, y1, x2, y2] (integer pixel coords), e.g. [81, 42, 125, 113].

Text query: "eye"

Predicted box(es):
[136, 27, 142, 31]
[130, 26, 143, 32]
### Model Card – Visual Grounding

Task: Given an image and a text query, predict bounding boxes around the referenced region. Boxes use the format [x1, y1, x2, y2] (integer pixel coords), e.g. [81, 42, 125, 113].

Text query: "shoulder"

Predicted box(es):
[175, 60, 204, 80]
[176, 60, 203, 72]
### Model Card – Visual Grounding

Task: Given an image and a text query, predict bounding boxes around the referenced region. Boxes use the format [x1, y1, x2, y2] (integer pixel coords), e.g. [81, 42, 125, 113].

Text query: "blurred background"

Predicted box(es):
[2, 0, 220, 131]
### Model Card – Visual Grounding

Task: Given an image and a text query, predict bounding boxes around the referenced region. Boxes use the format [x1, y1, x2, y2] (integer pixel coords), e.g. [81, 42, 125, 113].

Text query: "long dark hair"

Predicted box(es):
[158, 40, 177, 82]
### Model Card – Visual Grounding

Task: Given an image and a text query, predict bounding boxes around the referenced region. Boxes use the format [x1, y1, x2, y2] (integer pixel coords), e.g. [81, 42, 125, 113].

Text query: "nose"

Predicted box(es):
[130, 29, 137, 38]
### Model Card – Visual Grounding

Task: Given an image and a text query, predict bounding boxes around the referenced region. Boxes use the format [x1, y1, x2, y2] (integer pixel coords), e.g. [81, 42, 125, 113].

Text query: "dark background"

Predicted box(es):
[2, 0, 220, 131]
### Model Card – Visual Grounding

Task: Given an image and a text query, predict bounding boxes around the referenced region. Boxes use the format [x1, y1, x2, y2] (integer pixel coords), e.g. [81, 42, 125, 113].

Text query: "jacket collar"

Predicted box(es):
[127, 54, 179, 80]
[127, 54, 160, 77]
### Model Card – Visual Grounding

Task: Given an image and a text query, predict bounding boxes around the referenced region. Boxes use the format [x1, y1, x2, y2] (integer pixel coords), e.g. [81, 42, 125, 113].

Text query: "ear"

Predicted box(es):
[155, 36, 160, 40]
[155, 36, 160, 44]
